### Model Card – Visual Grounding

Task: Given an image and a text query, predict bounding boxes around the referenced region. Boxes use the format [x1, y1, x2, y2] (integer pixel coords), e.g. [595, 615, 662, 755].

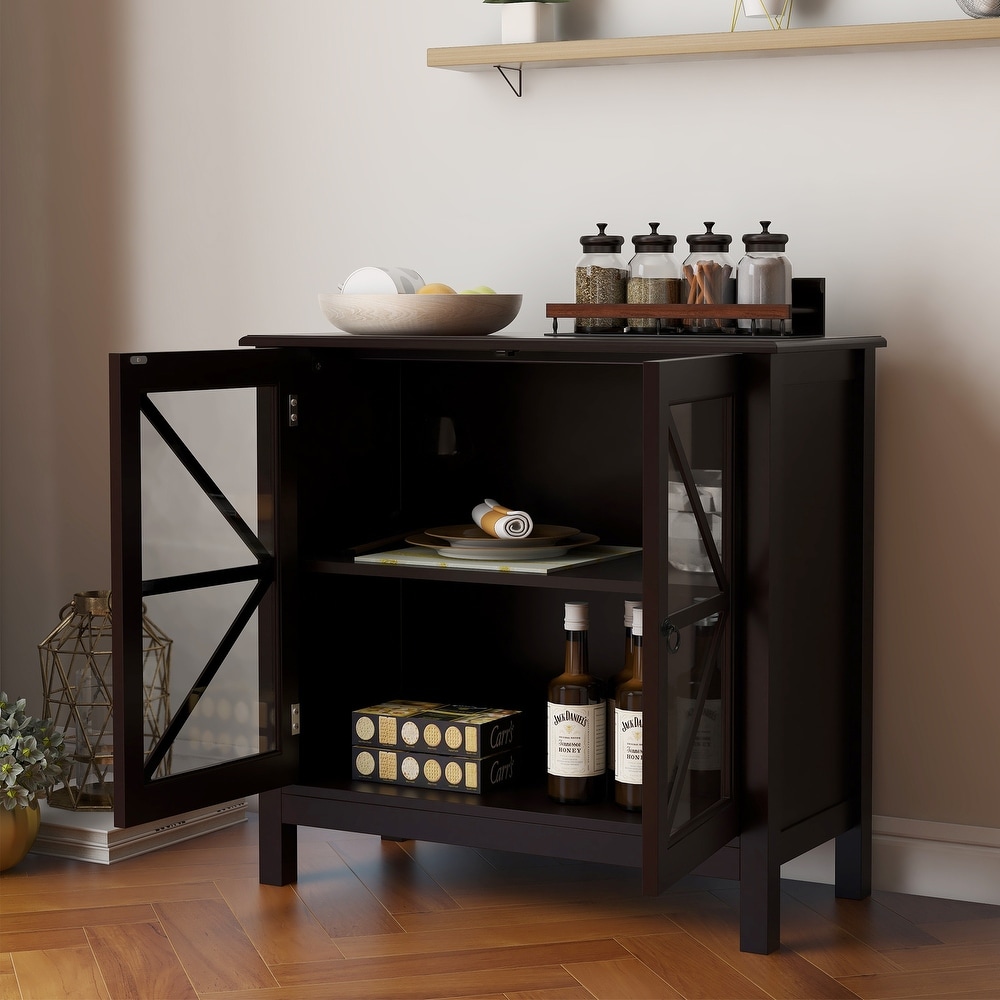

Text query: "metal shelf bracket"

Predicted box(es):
[494, 64, 523, 97]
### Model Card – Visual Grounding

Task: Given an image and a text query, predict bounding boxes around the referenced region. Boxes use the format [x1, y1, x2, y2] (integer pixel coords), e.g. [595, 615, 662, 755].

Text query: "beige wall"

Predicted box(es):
[2, 0, 998, 882]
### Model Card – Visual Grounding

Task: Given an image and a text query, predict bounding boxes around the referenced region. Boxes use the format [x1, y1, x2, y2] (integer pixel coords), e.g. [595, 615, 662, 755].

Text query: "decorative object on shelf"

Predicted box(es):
[955, 0, 1000, 15]
[0, 692, 67, 870]
[682, 222, 736, 332]
[485, 0, 569, 44]
[318, 291, 522, 337]
[732, 0, 793, 30]
[472, 498, 534, 539]
[37, 590, 172, 811]
[545, 276, 825, 338]
[575, 223, 628, 334]
[737, 221, 793, 333]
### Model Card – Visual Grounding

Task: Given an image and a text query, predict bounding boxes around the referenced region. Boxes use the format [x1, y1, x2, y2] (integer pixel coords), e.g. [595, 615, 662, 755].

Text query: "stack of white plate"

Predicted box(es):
[406, 524, 599, 561]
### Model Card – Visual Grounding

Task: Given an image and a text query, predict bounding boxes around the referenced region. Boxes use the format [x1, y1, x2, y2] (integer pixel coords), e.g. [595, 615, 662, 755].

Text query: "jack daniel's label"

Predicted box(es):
[614, 708, 643, 785]
[547, 701, 606, 777]
[677, 698, 722, 771]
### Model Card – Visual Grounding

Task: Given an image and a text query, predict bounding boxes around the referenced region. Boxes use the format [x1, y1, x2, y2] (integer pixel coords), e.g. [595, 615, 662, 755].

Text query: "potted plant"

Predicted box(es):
[484, 0, 570, 44]
[0, 692, 67, 870]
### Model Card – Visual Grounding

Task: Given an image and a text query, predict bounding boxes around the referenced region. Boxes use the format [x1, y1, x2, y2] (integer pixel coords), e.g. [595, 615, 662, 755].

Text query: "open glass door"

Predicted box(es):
[110, 349, 303, 827]
[642, 353, 742, 891]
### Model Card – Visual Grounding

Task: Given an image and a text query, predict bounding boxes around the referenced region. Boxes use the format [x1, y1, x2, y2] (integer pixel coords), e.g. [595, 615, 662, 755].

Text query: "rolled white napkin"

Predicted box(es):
[472, 498, 534, 539]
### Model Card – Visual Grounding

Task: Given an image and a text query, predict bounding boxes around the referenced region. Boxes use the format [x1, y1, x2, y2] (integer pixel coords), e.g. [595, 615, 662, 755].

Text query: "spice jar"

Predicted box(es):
[575, 223, 627, 334]
[682, 222, 736, 332]
[627, 223, 683, 333]
[737, 221, 792, 334]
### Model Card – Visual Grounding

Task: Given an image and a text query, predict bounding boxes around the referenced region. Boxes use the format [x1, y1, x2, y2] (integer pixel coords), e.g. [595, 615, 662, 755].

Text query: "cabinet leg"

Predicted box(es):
[258, 788, 297, 885]
[835, 823, 871, 900]
[739, 833, 781, 954]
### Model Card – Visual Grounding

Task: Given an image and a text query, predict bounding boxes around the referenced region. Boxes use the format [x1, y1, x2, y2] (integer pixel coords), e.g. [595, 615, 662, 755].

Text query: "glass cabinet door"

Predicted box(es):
[643, 353, 741, 891]
[110, 350, 302, 827]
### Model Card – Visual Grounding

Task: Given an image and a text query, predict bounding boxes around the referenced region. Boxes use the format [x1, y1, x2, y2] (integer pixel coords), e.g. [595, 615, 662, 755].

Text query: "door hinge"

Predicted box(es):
[288, 394, 299, 427]
[290, 703, 301, 735]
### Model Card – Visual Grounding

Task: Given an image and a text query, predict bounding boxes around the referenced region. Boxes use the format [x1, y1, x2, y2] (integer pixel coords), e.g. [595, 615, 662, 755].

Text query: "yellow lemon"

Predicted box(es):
[416, 282, 456, 294]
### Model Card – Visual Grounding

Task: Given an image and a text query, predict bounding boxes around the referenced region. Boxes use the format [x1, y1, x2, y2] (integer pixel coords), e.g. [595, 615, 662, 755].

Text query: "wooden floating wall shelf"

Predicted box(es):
[427, 19, 1000, 73]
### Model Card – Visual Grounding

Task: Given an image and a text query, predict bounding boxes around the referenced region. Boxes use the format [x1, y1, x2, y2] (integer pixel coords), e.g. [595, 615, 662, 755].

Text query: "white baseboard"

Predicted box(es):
[780, 816, 1000, 905]
[32, 799, 249, 864]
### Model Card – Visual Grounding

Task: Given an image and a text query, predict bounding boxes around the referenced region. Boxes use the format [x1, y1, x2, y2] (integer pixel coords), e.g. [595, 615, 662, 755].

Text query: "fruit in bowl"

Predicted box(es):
[417, 282, 457, 294]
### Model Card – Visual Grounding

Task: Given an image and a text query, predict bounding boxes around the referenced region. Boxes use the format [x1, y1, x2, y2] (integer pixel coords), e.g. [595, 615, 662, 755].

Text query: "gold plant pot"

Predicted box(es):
[0, 799, 41, 871]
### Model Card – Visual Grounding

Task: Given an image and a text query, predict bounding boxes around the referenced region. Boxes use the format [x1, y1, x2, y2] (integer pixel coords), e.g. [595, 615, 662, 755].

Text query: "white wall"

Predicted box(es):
[2, 0, 998, 898]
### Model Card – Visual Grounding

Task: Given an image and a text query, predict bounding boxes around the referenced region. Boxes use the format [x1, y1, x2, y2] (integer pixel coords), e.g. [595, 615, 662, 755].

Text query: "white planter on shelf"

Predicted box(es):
[741, 0, 785, 14]
[500, 2, 557, 44]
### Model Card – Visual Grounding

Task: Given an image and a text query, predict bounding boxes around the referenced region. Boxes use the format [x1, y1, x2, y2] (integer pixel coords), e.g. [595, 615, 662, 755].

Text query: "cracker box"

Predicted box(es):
[351, 745, 518, 794]
[351, 700, 522, 757]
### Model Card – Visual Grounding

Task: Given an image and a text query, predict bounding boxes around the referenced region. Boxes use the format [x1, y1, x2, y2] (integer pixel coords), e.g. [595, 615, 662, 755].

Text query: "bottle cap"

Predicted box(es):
[631, 222, 676, 254]
[742, 220, 789, 252]
[579, 222, 624, 254]
[624, 599, 642, 626]
[686, 221, 732, 253]
[564, 601, 589, 631]
[632, 607, 643, 637]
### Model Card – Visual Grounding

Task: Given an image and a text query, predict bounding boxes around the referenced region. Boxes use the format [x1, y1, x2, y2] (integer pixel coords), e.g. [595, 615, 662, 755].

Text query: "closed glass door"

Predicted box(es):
[643, 353, 741, 891]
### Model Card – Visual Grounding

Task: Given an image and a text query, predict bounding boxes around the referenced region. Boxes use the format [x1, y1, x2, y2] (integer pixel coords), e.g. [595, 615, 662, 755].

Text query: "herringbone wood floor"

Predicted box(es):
[2, 812, 999, 1000]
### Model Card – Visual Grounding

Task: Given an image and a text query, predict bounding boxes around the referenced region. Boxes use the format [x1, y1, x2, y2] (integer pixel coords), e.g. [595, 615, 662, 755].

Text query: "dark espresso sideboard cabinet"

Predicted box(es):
[110, 330, 884, 954]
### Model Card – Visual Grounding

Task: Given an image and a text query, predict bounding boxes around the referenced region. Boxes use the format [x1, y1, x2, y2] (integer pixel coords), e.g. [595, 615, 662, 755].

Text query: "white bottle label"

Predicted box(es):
[606, 696, 616, 769]
[677, 698, 722, 770]
[615, 708, 643, 785]
[547, 701, 606, 777]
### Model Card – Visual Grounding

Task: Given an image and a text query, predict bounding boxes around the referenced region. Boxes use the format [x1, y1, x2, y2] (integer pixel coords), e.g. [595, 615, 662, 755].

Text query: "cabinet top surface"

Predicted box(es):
[239, 332, 886, 357]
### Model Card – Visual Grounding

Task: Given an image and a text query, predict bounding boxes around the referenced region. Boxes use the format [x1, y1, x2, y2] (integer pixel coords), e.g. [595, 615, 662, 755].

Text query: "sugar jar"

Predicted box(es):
[627, 223, 683, 333]
[575, 223, 627, 334]
[737, 221, 793, 334]
[682, 222, 736, 331]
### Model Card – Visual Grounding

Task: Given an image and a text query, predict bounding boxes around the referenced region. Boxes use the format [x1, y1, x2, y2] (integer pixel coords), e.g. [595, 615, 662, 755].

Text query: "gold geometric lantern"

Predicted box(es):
[38, 590, 171, 810]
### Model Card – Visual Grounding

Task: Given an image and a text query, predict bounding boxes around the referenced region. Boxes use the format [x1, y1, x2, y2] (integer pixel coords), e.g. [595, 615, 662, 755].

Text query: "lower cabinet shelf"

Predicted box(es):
[265, 781, 644, 870]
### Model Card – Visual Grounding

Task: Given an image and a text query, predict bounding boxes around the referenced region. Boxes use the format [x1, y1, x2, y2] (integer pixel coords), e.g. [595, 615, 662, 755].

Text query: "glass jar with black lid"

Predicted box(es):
[682, 222, 736, 332]
[737, 221, 793, 334]
[575, 223, 627, 334]
[627, 223, 683, 333]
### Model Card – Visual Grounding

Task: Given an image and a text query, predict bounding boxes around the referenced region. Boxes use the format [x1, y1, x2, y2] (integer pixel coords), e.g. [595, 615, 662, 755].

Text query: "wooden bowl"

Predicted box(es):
[318, 292, 523, 337]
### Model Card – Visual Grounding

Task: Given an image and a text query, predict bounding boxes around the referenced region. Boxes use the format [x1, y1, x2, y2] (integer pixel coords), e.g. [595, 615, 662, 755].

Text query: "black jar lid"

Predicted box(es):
[742, 221, 789, 252]
[632, 222, 677, 253]
[580, 222, 625, 253]
[686, 221, 732, 252]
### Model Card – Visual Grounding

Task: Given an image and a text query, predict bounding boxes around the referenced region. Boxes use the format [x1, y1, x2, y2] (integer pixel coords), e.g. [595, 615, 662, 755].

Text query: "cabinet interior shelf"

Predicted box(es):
[427, 19, 1000, 72]
[306, 550, 647, 593]
[284, 781, 647, 868]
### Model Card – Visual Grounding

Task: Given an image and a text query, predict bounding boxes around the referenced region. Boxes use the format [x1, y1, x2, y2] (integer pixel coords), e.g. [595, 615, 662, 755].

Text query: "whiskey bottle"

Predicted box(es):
[614, 606, 644, 811]
[607, 599, 641, 778]
[547, 601, 606, 804]
[687, 612, 723, 818]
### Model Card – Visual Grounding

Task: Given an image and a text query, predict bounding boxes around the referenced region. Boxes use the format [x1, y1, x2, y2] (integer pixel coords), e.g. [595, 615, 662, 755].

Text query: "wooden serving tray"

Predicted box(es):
[546, 276, 825, 336]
